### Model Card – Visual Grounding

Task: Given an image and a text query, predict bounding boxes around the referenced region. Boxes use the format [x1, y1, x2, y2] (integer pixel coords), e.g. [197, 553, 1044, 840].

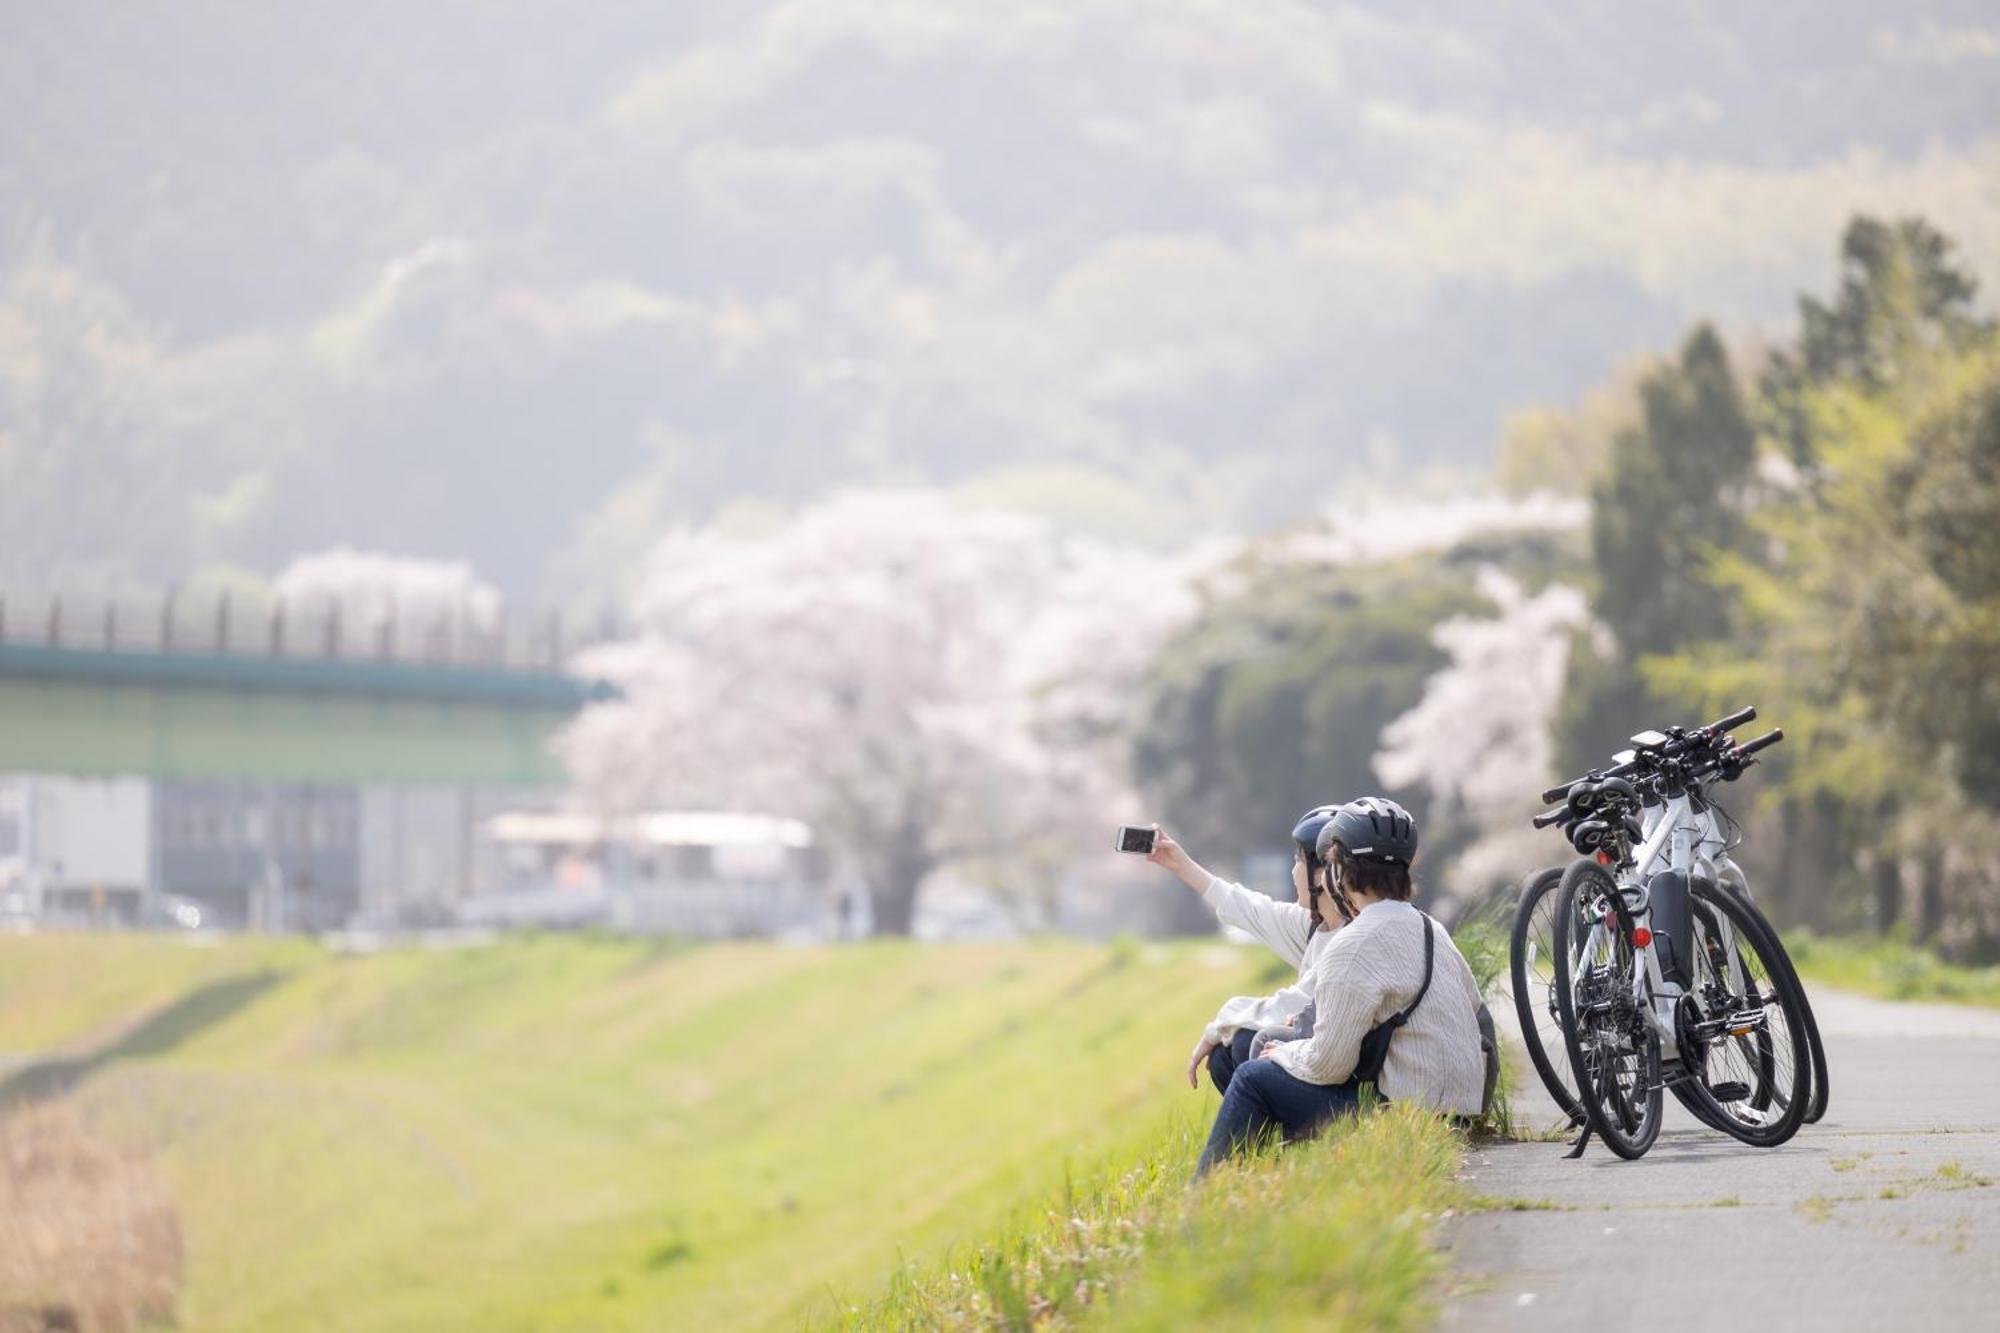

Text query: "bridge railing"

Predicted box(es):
[0, 588, 625, 674]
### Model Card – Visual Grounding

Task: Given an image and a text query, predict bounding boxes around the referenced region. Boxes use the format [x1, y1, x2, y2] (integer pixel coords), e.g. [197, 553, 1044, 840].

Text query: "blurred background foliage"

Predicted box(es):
[1133, 540, 1573, 871]
[8, 2, 2000, 602]
[1117, 213, 2000, 957]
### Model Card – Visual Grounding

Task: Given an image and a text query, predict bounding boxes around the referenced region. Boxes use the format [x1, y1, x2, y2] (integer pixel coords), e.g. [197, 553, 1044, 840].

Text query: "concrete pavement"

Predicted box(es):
[1440, 984, 2000, 1331]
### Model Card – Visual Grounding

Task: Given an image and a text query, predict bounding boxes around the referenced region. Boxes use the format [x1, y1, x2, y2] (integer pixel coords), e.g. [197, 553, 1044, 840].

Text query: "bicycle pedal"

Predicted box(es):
[1707, 1081, 1751, 1103]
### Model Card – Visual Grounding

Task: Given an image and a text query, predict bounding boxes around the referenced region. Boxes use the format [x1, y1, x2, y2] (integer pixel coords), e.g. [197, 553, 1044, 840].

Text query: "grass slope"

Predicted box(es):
[1, 931, 1371, 1331]
[1786, 932, 2000, 1009]
[831, 1104, 1462, 1331]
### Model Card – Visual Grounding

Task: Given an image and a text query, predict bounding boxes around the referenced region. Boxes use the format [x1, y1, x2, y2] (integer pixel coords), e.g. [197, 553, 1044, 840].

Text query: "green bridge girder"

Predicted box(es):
[0, 642, 619, 785]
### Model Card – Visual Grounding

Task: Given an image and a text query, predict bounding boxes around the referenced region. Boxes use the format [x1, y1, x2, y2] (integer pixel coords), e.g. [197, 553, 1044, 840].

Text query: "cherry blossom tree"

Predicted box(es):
[273, 547, 502, 660]
[562, 490, 1193, 935]
[1374, 567, 1594, 903]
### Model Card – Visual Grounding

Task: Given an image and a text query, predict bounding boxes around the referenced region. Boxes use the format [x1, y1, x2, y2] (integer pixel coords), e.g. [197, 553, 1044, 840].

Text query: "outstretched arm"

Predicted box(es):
[1144, 825, 1214, 895]
[1147, 825, 1313, 967]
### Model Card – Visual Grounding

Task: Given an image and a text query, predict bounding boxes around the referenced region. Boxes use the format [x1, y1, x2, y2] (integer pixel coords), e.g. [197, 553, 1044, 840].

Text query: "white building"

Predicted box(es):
[0, 775, 153, 924]
[471, 810, 831, 937]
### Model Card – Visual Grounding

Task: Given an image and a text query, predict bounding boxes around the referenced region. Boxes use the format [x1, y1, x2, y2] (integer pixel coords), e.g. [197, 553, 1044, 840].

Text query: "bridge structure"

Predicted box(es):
[0, 588, 626, 929]
[0, 589, 619, 785]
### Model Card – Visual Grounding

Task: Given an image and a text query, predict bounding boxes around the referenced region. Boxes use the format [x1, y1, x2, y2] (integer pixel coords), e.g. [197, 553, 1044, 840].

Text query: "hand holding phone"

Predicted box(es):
[1123, 824, 1205, 893]
[1114, 825, 1158, 855]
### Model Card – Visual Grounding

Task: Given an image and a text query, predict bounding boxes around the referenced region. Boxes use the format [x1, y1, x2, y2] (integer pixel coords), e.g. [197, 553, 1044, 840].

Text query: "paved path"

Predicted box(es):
[1440, 985, 2000, 1331]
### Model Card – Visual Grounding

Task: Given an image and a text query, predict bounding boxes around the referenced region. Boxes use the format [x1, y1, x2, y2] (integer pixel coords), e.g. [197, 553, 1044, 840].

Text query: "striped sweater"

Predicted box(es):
[1268, 898, 1487, 1116]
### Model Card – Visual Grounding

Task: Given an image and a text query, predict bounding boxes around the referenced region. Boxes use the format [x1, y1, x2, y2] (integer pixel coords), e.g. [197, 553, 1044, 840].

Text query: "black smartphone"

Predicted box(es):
[1114, 825, 1157, 855]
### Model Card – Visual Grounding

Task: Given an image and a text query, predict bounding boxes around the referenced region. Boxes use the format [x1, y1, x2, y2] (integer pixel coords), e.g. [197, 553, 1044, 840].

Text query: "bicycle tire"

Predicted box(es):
[1509, 865, 1584, 1123]
[1666, 896, 1762, 1136]
[1716, 867, 1829, 1125]
[1775, 944, 1831, 1124]
[1552, 857, 1663, 1160]
[1673, 881, 1813, 1148]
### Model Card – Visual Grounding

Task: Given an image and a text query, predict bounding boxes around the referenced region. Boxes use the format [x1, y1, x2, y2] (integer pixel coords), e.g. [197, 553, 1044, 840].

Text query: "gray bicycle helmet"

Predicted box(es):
[1315, 796, 1418, 866]
[1290, 804, 1341, 867]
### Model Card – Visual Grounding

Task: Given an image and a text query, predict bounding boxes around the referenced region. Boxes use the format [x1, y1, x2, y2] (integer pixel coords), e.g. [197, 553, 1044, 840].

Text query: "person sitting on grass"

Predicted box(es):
[1145, 807, 1345, 1095]
[1191, 798, 1488, 1177]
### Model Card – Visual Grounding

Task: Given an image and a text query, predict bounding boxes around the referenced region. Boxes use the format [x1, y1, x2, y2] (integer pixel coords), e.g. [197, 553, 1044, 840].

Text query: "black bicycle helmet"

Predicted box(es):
[1315, 796, 1418, 867]
[1291, 804, 1340, 867]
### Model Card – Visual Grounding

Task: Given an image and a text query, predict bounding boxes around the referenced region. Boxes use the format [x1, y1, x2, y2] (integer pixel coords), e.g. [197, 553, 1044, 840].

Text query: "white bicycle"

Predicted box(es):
[1519, 707, 1826, 1159]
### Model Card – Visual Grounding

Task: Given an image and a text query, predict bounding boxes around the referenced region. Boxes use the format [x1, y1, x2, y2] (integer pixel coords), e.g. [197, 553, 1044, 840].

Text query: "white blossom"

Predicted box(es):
[273, 547, 502, 655]
[1276, 493, 1587, 569]
[1375, 567, 1591, 898]
[562, 489, 1194, 932]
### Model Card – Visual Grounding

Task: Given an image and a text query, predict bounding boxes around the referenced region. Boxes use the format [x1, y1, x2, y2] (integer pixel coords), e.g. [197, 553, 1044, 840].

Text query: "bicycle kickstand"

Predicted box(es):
[1563, 1116, 1593, 1159]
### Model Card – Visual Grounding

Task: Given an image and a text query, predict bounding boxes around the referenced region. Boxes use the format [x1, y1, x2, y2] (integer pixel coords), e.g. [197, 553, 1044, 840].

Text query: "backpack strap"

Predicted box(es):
[1347, 913, 1438, 1087]
[1384, 914, 1435, 1031]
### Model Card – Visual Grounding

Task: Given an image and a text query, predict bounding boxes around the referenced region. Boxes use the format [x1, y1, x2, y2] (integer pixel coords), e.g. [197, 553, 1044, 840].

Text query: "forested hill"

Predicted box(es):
[5, 2, 1997, 596]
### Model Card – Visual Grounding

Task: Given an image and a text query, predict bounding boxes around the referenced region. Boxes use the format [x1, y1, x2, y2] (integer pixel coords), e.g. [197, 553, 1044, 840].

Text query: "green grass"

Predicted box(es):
[1786, 932, 2000, 1008]
[1, 930, 1471, 1331]
[826, 1103, 1463, 1331]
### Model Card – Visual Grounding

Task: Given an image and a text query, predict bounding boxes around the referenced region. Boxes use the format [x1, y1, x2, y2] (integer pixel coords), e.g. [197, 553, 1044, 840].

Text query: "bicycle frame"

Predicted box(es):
[1569, 788, 1745, 1049]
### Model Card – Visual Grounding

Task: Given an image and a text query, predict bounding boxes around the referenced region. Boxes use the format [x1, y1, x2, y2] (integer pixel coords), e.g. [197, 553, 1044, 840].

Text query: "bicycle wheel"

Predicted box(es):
[1509, 866, 1583, 1124]
[1673, 881, 1813, 1148]
[1771, 942, 1830, 1125]
[1656, 881, 1773, 1136]
[1717, 866, 1829, 1125]
[1666, 896, 1760, 1136]
[1552, 858, 1663, 1160]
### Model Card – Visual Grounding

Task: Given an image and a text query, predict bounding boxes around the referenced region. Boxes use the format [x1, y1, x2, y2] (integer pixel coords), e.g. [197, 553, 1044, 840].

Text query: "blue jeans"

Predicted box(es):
[1205, 1026, 1262, 1094]
[1196, 1057, 1365, 1176]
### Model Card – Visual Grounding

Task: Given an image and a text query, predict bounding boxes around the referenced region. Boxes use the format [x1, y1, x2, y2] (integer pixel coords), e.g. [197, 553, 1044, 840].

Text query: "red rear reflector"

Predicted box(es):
[1594, 850, 1613, 866]
[1632, 927, 1652, 948]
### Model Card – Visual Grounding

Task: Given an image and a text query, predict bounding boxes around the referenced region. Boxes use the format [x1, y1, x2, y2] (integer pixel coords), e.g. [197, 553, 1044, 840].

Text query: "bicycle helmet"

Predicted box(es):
[1315, 796, 1418, 867]
[1290, 804, 1340, 868]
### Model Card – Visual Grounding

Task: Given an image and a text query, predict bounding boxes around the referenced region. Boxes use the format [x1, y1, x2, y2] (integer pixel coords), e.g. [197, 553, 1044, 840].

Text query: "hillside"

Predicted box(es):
[6, 3, 1997, 594]
[0, 931, 1310, 1330]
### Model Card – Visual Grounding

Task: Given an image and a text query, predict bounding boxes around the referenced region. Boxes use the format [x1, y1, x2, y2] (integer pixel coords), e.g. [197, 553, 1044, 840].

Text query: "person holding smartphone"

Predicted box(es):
[1193, 798, 1489, 1176]
[1141, 807, 1345, 1093]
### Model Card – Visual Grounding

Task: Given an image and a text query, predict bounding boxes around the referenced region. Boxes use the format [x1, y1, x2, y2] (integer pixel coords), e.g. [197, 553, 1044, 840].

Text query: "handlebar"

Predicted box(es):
[1712, 705, 1757, 734]
[1534, 711, 1779, 831]
[1540, 757, 1639, 807]
[1735, 727, 1783, 758]
[1539, 705, 1759, 805]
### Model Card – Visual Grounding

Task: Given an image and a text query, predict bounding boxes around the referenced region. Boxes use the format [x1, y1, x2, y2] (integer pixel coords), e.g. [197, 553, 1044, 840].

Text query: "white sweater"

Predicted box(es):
[1198, 876, 1341, 1044]
[1269, 899, 1487, 1117]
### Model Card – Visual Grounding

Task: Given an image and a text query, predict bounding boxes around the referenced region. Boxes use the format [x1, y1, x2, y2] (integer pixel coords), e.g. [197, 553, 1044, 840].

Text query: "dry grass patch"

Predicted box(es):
[0, 1100, 181, 1333]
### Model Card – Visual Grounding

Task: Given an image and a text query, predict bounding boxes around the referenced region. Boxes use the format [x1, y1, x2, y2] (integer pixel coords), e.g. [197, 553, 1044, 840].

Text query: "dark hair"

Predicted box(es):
[1331, 844, 1414, 902]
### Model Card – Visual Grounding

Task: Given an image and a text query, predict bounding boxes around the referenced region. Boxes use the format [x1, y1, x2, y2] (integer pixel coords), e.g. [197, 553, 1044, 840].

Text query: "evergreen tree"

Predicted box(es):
[1558, 324, 1756, 771]
[1762, 216, 1988, 465]
[1650, 217, 2000, 947]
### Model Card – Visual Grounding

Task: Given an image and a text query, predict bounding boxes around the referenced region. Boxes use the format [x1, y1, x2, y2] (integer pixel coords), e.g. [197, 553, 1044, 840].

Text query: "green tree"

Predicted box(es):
[1134, 553, 1497, 888]
[1495, 360, 1645, 500]
[1761, 216, 1987, 465]
[1650, 217, 2000, 948]
[1557, 323, 1756, 772]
